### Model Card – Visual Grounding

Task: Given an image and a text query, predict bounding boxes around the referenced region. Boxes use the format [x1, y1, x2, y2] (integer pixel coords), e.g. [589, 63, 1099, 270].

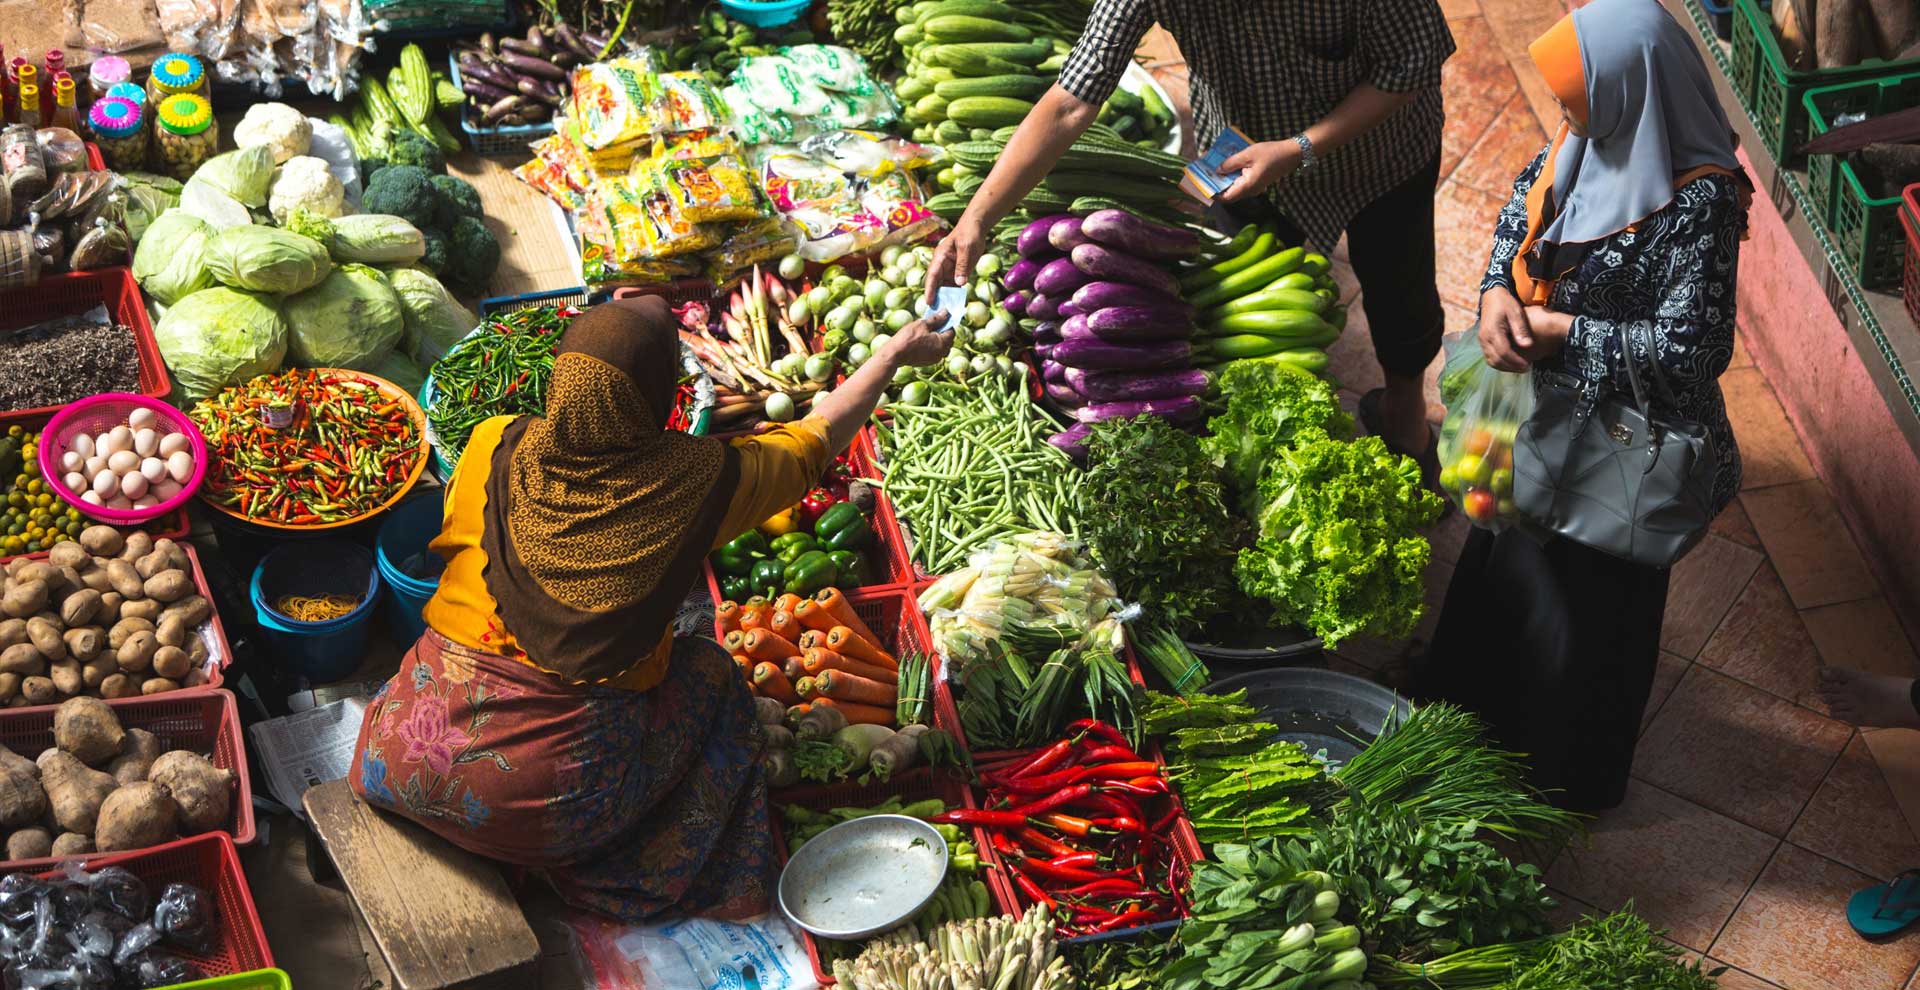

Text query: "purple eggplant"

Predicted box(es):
[1034, 257, 1093, 298]
[1005, 257, 1046, 292]
[1035, 342, 1057, 362]
[1074, 395, 1205, 426]
[1042, 360, 1069, 384]
[1065, 367, 1213, 403]
[1003, 290, 1029, 317]
[1060, 314, 1090, 339]
[499, 50, 568, 81]
[1032, 320, 1062, 344]
[1050, 337, 1193, 371]
[1019, 215, 1075, 258]
[1058, 300, 1083, 319]
[1048, 423, 1093, 460]
[1081, 209, 1203, 261]
[1088, 305, 1194, 336]
[1048, 217, 1092, 254]
[1070, 244, 1181, 297]
[1044, 381, 1086, 410]
[1060, 310, 1192, 343]
[1027, 294, 1060, 321]
[1070, 281, 1185, 314]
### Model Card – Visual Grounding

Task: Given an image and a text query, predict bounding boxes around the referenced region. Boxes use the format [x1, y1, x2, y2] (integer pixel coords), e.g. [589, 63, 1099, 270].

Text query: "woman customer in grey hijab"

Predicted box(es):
[1417, 0, 1750, 811]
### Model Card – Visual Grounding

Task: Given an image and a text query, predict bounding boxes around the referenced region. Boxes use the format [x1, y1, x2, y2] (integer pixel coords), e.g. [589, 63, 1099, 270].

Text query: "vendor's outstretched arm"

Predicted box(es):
[811, 314, 955, 451]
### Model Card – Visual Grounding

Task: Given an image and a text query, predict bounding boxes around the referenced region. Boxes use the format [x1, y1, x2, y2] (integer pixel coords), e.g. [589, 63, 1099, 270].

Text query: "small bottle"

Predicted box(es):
[43, 50, 63, 82]
[16, 83, 39, 128]
[50, 76, 78, 132]
[146, 53, 208, 104]
[89, 56, 131, 102]
[87, 96, 143, 171]
[152, 92, 215, 181]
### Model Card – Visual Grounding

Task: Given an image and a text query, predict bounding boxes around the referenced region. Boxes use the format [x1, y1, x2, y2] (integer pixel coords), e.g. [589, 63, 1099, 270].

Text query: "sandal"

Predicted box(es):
[1848, 869, 1920, 938]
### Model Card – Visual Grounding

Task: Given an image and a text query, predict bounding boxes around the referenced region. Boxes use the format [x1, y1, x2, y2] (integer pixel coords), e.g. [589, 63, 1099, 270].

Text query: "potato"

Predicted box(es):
[0, 620, 24, 650]
[55, 566, 85, 597]
[116, 531, 151, 562]
[150, 646, 190, 681]
[96, 781, 180, 852]
[0, 644, 43, 676]
[80, 656, 113, 689]
[61, 627, 102, 664]
[48, 661, 82, 698]
[11, 563, 53, 587]
[24, 619, 63, 662]
[182, 669, 207, 689]
[79, 568, 113, 594]
[155, 539, 188, 572]
[139, 678, 179, 696]
[186, 638, 207, 665]
[49, 833, 91, 856]
[98, 674, 139, 699]
[95, 592, 122, 626]
[6, 827, 52, 860]
[2, 581, 48, 619]
[118, 599, 161, 624]
[54, 698, 125, 766]
[59, 589, 103, 628]
[0, 675, 19, 701]
[134, 551, 170, 580]
[2, 559, 26, 578]
[150, 751, 233, 833]
[78, 525, 125, 557]
[107, 617, 153, 651]
[116, 631, 158, 673]
[160, 596, 210, 629]
[104, 561, 143, 600]
[154, 615, 188, 650]
[47, 544, 89, 571]
[142, 572, 190, 604]
[5, 698, 25, 709]
[20, 677, 55, 706]
[0, 761, 48, 827]
[108, 729, 164, 786]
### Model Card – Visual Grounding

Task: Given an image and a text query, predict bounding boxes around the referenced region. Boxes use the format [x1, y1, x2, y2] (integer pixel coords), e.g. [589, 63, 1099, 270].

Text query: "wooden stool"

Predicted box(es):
[303, 780, 540, 990]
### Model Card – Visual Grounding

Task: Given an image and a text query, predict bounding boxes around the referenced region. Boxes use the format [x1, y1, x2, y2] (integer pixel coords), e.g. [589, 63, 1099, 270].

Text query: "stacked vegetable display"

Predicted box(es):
[932, 127, 1188, 228]
[681, 266, 836, 432]
[707, 451, 883, 600]
[1178, 224, 1345, 375]
[452, 26, 602, 128]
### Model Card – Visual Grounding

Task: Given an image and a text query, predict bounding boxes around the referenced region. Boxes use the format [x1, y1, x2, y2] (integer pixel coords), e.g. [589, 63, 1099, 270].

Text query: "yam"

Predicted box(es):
[119, 599, 161, 624]
[0, 644, 43, 676]
[98, 675, 139, 699]
[108, 617, 153, 651]
[149, 751, 232, 833]
[2, 581, 48, 619]
[49, 833, 91, 856]
[60, 590, 102, 628]
[95, 593, 122, 626]
[1776, 0, 1815, 69]
[140, 678, 179, 696]
[104, 561, 143, 600]
[150, 647, 190, 681]
[20, 677, 54, 706]
[0, 620, 24, 650]
[54, 697, 126, 766]
[159, 597, 210, 629]
[117, 632, 158, 673]
[117, 532, 151, 561]
[47, 544, 89, 570]
[62, 627, 103, 663]
[48, 661, 82, 697]
[95, 781, 179, 852]
[25, 618, 65, 661]
[78, 526, 124, 557]
[1817, 0, 1867, 68]
[6, 828, 52, 860]
[37, 750, 115, 833]
[1866, 0, 1918, 58]
[108, 730, 163, 786]
[0, 763, 47, 827]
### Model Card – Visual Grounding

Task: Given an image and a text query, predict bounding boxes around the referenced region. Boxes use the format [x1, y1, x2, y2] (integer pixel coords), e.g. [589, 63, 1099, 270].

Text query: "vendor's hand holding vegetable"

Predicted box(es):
[811, 313, 953, 451]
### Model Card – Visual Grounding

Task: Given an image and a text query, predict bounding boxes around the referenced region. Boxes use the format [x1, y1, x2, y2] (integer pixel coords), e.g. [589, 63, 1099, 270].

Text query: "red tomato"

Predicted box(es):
[1463, 488, 1498, 523]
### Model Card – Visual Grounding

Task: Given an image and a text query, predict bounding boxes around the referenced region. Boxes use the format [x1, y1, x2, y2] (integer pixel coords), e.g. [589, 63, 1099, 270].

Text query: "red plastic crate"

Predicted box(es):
[715, 585, 931, 666]
[1902, 184, 1920, 332]
[10, 833, 274, 977]
[0, 688, 254, 869]
[858, 426, 943, 585]
[0, 541, 233, 703]
[0, 268, 172, 428]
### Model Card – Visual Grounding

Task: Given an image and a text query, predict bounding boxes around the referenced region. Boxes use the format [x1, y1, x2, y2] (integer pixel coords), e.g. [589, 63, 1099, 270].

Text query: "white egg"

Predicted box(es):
[139, 456, 167, 483]
[128, 407, 157, 430]
[158, 432, 189, 457]
[92, 470, 118, 497]
[80, 491, 103, 506]
[133, 428, 158, 457]
[106, 495, 132, 510]
[72, 433, 94, 459]
[119, 472, 148, 500]
[60, 451, 83, 472]
[106, 449, 140, 475]
[132, 495, 158, 509]
[63, 472, 87, 495]
[105, 426, 133, 453]
[165, 450, 194, 484]
[84, 455, 106, 477]
[152, 478, 182, 501]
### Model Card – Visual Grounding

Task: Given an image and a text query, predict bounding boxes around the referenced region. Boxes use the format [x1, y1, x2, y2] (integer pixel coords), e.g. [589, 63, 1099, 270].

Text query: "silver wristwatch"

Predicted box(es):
[1293, 133, 1316, 172]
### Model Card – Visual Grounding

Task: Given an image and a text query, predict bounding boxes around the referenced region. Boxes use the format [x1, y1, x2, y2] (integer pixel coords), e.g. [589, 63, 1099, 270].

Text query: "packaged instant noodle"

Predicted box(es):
[651, 155, 763, 224]
[643, 72, 734, 137]
[567, 60, 658, 152]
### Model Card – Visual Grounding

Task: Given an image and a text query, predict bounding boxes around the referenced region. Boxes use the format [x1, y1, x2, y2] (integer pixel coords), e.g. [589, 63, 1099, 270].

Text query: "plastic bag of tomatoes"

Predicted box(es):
[1436, 329, 1533, 530]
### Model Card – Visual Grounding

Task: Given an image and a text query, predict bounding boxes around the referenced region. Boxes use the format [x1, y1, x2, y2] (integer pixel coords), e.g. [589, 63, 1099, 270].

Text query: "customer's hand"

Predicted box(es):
[1219, 141, 1305, 202]
[1478, 287, 1535, 372]
[1518, 306, 1573, 362]
[883, 313, 955, 367]
[924, 216, 988, 303]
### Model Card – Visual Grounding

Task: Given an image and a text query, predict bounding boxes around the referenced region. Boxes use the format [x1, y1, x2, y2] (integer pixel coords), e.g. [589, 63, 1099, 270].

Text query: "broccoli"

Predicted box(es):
[445, 216, 500, 295]
[421, 229, 449, 276]
[282, 208, 337, 254]
[384, 127, 445, 174]
[362, 165, 439, 230]
[429, 175, 482, 230]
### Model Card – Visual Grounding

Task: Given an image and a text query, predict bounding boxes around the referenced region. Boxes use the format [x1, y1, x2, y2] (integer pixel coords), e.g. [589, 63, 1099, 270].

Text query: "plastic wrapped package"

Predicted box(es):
[654, 130, 742, 162]
[705, 217, 798, 285]
[34, 127, 89, 174]
[732, 56, 830, 117]
[1436, 329, 1532, 530]
[566, 60, 659, 152]
[69, 220, 133, 270]
[31, 225, 66, 271]
[642, 72, 733, 137]
[780, 45, 878, 95]
[859, 169, 943, 249]
[75, 0, 168, 55]
[797, 129, 938, 175]
[916, 532, 1122, 675]
[579, 243, 701, 288]
[2, 124, 50, 208]
[0, 231, 44, 289]
[722, 89, 799, 146]
[513, 152, 585, 211]
[27, 171, 116, 226]
[649, 155, 763, 224]
[754, 150, 875, 261]
[814, 87, 901, 133]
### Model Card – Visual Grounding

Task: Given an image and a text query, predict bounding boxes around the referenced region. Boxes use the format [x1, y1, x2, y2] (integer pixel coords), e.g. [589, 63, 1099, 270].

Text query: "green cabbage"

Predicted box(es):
[203, 225, 332, 295]
[154, 287, 289, 402]
[385, 267, 477, 366]
[365, 350, 426, 394]
[190, 145, 276, 207]
[283, 264, 405, 370]
[132, 210, 215, 306]
[120, 172, 183, 243]
[332, 214, 427, 265]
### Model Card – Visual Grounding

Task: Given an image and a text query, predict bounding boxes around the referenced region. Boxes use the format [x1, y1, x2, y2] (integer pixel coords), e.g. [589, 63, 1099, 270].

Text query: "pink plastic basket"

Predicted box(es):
[38, 393, 209, 526]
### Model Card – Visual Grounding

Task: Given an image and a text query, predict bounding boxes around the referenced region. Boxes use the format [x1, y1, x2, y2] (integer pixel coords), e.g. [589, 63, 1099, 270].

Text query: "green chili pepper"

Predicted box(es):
[425, 306, 575, 464]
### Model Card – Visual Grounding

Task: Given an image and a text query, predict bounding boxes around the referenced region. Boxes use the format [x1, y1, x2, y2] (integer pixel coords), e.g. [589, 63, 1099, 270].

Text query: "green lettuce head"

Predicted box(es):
[283, 264, 405, 370]
[203, 225, 332, 295]
[132, 210, 215, 306]
[154, 287, 289, 401]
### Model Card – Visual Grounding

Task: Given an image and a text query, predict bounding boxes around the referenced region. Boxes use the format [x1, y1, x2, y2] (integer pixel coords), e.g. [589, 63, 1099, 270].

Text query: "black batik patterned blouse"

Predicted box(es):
[1056, 0, 1454, 251]
[1480, 147, 1747, 513]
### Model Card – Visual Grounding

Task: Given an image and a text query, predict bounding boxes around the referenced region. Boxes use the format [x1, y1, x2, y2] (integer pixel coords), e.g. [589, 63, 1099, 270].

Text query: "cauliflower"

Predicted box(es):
[233, 103, 312, 164]
[268, 156, 346, 223]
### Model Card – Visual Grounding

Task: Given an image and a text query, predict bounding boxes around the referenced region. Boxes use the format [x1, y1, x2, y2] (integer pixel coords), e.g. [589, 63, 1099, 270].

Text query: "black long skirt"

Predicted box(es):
[1415, 527, 1671, 812]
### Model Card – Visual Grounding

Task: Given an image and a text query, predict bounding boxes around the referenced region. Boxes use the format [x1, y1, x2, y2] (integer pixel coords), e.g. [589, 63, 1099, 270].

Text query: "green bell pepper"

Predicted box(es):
[814, 502, 865, 542]
[719, 574, 754, 604]
[827, 550, 864, 586]
[782, 550, 839, 596]
[726, 531, 769, 556]
[749, 559, 787, 598]
[821, 514, 872, 552]
[770, 532, 819, 563]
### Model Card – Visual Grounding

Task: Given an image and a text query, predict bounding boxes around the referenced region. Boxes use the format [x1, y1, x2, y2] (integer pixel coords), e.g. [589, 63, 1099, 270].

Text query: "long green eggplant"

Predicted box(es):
[1211, 308, 1338, 338]
[1185, 247, 1307, 309]
[1180, 228, 1277, 291]
[1210, 287, 1329, 318]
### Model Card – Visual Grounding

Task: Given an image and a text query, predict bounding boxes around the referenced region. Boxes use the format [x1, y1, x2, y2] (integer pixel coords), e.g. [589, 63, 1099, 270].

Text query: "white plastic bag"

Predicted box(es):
[568, 912, 814, 990]
[1437, 327, 1534, 530]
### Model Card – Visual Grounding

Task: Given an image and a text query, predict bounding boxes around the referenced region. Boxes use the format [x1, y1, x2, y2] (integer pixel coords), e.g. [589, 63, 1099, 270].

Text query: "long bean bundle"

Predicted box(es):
[425, 306, 574, 463]
[873, 375, 1082, 575]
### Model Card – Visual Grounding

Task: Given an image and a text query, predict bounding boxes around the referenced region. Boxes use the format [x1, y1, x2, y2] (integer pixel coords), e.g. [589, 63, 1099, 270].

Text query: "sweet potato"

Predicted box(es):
[54, 697, 126, 766]
[95, 593, 122, 626]
[104, 561, 143, 600]
[6, 827, 51, 860]
[38, 750, 114, 833]
[0, 675, 18, 701]
[62, 627, 103, 664]
[0, 759, 47, 827]
[119, 599, 160, 624]
[159, 597, 210, 629]
[95, 781, 179, 852]
[1817, 0, 1867, 68]
[108, 617, 153, 651]
[150, 647, 190, 681]
[116, 631, 158, 673]
[0, 620, 23, 650]
[98, 674, 139, 699]
[48, 661, 82, 698]
[155, 615, 189, 650]
[80, 657, 114, 690]
[0, 747, 37, 780]
[50, 833, 91, 856]
[108, 730, 163, 786]
[149, 751, 232, 833]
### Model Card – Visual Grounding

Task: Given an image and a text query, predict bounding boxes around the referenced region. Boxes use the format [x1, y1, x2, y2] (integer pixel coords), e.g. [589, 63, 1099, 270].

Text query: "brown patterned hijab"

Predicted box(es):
[482, 296, 739, 683]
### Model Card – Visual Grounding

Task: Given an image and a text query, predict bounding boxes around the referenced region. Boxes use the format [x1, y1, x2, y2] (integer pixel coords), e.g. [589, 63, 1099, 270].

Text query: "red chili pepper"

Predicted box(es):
[1098, 779, 1172, 799]
[1093, 908, 1165, 932]
[996, 766, 1090, 795]
[1076, 792, 1141, 821]
[1035, 813, 1101, 838]
[1093, 816, 1147, 835]
[1076, 761, 1161, 781]
[928, 809, 1027, 829]
[1005, 738, 1078, 782]
[1070, 904, 1120, 922]
[1016, 827, 1078, 858]
[1009, 855, 1104, 885]
[1151, 807, 1182, 833]
[1010, 783, 1093, 817]
[1080, 743, 1144, 764]
[1050, 851, 1102, 871]
[1057, 877, 1156, 900]
[1005, 864, 1056, 910]
[1065, 719, 1130, 748]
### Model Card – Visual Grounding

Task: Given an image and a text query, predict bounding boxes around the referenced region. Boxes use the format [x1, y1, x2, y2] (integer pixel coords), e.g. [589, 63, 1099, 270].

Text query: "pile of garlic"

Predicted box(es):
[59, 407, 197, 512]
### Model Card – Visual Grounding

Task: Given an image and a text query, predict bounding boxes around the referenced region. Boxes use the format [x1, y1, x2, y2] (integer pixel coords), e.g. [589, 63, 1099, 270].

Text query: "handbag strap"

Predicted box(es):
[1613, 320, 1670, 472]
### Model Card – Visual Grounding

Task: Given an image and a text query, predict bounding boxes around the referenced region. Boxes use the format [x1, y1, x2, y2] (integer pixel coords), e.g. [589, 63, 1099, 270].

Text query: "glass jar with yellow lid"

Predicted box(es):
[152, 93, 216, 180]
[146, 53, 208, 103]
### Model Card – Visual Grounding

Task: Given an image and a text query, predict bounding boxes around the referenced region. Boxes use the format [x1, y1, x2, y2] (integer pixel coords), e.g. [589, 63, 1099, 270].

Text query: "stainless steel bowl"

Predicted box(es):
[777, 814, 949, 940]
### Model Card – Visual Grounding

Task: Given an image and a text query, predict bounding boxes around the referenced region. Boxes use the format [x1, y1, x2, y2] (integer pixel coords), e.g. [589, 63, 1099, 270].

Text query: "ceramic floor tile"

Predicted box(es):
[1865, 731, 1920, 882]
[1450, 91, 1547, 198]
[1803, 596, 1920, 681]
[1328, 255, 1361, 303]
[1326, 301, 1387, 396]
[1545, 779, 1777, 951]
[1697, 563, 1824, 710]
[1478, 0, 1569, 62]
[1789, 734, 1920, 882]
[1643, 651, 1692, 733]
[1711, 498, 1763, 549]
[1662, 535, 1765, 659]
[1742, 482, 1882, 610]
[1438, 17, 1521, 179]
[1543, 886, 1599, 932]
[1704, 960, 1786, 990]
[1713, 845, 1920, 990]
[1636, 665, 1851, 836]
[1721, 368, 1817, 491]
[1432, 180, 1509, 311]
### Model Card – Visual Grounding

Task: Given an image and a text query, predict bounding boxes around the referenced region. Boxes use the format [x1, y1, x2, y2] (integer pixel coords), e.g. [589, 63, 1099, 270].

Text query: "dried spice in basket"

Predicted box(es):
[0, 313, 141, 414]
[190, 369, 423, 525]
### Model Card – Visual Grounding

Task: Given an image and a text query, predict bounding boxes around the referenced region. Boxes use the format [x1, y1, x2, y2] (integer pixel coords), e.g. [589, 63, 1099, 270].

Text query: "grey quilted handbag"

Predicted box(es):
[1512, 321, 1718, 569]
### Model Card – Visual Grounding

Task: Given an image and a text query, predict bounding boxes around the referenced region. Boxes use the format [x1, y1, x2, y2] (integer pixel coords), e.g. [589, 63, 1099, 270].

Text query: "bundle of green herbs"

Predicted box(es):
[1366, 910, 1723, 990]
[1161, 840, 1368, 990]
[1144, 691, 1325, 843]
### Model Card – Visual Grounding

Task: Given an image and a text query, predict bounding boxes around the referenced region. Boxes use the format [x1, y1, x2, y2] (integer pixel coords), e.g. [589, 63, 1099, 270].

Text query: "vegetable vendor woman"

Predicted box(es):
[348, 296, 952, 921]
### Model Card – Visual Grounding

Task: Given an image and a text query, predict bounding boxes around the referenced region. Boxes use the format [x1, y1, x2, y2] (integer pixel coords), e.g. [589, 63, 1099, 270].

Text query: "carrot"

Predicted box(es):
[723, 629, 749, 655]
[827, 626, 896, 670]
[768, 609, 804, 642]
[732, 653, 753, 678]
[716, 600, 744, 635]
[812, 697, 895, 725]
[794, 598, 838, 634]
[802, 647, 896, 684]
[754, 662, 801, 705]
[786, 702, 812, 723]
[816, 669, 897, 707]
[795, 675, 822, 700]
[739, 605, 769, 632]
[797, 629, 827, 651]
[785, 656, 807, 680]
[813, 588, 883, 646]
[743, 627, 802, 661]
[773, 593, 805, 615]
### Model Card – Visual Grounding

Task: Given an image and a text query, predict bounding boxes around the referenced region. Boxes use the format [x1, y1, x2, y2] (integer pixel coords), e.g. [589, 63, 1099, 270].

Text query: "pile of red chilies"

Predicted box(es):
[927, 719, 1189, 938]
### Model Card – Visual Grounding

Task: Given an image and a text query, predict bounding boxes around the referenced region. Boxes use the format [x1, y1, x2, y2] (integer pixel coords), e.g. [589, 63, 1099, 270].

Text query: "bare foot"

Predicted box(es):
[1817, 667, 1920, 729]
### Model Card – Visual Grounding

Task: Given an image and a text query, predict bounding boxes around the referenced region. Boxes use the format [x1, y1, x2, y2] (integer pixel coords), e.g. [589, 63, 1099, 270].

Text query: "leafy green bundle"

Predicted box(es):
[1161, 841, 1367, 990]
[1144, 691, 1325, 843]
[1367, 910, 1723, 990]
[1201, 361, 1354, 505]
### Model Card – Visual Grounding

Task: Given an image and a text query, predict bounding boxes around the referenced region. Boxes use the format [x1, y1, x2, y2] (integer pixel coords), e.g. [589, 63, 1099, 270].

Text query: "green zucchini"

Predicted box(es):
[935, 74, 1051, 101]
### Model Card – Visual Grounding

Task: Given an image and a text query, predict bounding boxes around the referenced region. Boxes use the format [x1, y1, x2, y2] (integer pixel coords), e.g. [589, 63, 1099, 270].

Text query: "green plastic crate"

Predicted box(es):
[160, 969, 291, 990]
[1729, 0, 1920, 163]
[1802, 71, 1920, 288]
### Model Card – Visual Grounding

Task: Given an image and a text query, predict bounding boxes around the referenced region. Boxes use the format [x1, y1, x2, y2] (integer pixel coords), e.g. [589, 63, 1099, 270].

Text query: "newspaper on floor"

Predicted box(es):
[247, 697, 371, 819]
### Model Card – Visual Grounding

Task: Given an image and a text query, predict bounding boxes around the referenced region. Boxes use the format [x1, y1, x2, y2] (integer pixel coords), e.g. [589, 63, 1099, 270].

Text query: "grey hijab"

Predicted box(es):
[1536, 0, 1741, 250]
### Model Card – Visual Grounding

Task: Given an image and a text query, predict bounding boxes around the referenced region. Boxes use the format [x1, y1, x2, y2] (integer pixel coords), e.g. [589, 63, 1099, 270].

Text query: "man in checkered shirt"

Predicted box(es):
[925, 0, 1456, 467]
